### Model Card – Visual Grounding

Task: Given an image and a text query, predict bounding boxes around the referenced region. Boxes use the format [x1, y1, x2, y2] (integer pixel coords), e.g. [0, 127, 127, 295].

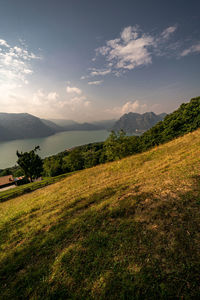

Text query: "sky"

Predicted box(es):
[0, 0, 200, 121]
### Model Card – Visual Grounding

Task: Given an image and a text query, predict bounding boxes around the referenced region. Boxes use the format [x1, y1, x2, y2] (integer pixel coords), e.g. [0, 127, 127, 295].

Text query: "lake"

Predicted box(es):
[0, 130, 109, 169]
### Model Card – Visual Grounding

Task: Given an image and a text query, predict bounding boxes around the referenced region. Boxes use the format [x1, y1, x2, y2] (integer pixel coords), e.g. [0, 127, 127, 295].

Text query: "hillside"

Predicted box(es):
[41, 119, 63, 132]
[0, 129, 200, 299]
[0, 113, 56, 142]
[112, 112, 166, 134]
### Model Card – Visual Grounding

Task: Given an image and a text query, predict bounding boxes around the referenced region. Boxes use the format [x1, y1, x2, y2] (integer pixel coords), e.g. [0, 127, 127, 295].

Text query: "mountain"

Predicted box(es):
[1, 128, 200, 299]
[91, 119, 116, 130]
[112, 112, 167, 134]
[57, 122, 102, 131]
[49, 119, 79, 128]
[41, 119, 63, 132]
[0, 113, 56, 142]
[51, 119, 107, 131]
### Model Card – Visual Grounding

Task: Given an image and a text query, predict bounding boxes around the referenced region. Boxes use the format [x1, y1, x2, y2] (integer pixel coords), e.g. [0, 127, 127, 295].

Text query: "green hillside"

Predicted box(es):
[0, 129, 200, 299]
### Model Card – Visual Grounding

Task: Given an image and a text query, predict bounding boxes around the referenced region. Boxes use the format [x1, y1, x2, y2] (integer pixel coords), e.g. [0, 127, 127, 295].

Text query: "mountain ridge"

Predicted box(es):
[112, 111, 167, 134]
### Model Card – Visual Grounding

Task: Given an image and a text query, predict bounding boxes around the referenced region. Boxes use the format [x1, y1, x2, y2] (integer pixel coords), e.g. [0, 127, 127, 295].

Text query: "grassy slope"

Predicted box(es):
[0, 173, 75, 203]
[0, 129, 200, 299]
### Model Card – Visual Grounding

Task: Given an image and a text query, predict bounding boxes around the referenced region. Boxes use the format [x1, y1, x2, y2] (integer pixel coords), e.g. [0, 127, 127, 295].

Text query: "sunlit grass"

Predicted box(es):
[0, 173, 74, 203]
[0, 129, 200, 299]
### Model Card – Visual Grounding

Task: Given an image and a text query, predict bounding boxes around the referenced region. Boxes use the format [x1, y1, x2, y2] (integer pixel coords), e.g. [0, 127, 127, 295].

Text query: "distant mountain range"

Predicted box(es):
[0, 111, 166, 142]
[50, 119, 116, 131]
[112, 112, 167, 134]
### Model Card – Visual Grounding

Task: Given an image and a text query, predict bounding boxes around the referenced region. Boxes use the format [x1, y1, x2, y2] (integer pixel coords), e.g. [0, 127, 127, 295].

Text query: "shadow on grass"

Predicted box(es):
[0, 176, 200, 299]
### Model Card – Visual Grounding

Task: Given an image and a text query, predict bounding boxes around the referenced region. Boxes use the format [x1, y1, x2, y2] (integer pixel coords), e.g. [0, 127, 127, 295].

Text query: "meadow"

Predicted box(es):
[0, 129, 200, 299]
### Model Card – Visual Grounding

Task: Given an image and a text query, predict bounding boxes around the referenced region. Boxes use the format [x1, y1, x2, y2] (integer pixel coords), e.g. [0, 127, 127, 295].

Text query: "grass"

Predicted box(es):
[0, 129, 200, 299]
[0, 173, 75, 203]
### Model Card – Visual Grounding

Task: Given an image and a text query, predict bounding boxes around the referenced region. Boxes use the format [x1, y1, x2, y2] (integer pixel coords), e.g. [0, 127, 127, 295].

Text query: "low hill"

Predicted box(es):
[0, 113, 56, 142]
[0, 128, 200, 299]
[112, 112, 166, 134]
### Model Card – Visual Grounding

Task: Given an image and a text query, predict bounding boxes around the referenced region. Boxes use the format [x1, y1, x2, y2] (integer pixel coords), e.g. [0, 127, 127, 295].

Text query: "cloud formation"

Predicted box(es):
[106, 100, 147, 117]
[66, 85, 82, 95]
[95, 26, 154, 72]
[31, 85, 91, 119]
[90, 68, 111, 76]
[88, 25, 179, 78]
[88, 80, 103, 85]
[0, 38, 40, 88]
[0, 39, 10, 47]
[161, 26, 177, 39]
[181, 43, 200, 56]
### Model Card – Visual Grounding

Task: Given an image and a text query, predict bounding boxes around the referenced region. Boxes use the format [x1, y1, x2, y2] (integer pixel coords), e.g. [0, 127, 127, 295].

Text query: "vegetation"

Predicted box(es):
[0, 128, 200, 299]
[0, 173, 71, 203]
[140, 96, 200, 150]
[16, 146, 43, 182]
[43, 156, 64, 177]
[0, 96, 199, 197]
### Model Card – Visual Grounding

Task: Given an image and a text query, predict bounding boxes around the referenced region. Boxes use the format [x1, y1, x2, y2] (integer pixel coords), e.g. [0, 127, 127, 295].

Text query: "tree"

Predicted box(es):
[83, 149, 100, 168]
[104, 130, 132, 161]
[16, 146, 43, 182]
[63, 149, 84, 172]
[43, 156, 64, 177]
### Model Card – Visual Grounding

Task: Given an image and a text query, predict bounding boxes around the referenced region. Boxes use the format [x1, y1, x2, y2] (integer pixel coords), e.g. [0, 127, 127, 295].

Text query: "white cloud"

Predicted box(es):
[32, 89, 91, 117]
[66, 85, 82, 94]
[0, 38, 41, 90]
[161, 26, 177, 39]
[88, 80, 103, 85]
[33, 89, 59, 106]
[0, 39, 9, 47]
[106, 100, 147, 117]
[181, 43, 200, 56]
[121, 26, 139, 42]
[94, 26, 154, 73]
[47, 92, 59, 101]
[90, 68, 111, 76]
[87, 25, 179, 78]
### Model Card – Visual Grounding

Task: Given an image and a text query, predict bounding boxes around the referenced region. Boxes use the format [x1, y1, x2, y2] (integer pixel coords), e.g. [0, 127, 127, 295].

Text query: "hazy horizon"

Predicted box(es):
[0, 109, 168, 123]
[0, 0, 199, 121]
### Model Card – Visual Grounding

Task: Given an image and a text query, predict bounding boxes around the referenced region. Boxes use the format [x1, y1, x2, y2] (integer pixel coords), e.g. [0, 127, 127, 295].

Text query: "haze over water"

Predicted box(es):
[0, 130, 109, 169]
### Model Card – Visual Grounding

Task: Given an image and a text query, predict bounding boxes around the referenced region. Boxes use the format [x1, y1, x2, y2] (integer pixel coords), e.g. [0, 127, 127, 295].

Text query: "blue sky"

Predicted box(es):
[0, 0, 200, 121]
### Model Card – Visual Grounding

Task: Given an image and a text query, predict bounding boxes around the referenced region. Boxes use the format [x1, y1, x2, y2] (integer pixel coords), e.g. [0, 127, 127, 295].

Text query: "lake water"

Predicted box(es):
[0, 130, 109, 169]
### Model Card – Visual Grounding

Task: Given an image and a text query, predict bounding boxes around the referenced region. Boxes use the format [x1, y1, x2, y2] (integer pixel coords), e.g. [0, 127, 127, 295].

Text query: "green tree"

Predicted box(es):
[16, 146, 43, 182]
[83, 149, 100, 168]
[43, 156, 64, 177]
[104, 130, 132, 161]
[63, 149, 84, 172]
